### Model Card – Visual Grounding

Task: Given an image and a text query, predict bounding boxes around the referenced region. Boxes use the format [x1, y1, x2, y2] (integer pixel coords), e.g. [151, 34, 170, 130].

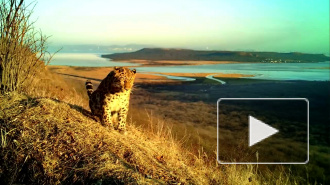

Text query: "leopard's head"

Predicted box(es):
[109, 67, 136, 92]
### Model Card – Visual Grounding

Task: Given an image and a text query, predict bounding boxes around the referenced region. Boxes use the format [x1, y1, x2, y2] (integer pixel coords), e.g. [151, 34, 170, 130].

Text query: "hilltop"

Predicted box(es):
[0, 70, 297, 184]
[102, 48, 330, 63]
[0, 94, 207, 184]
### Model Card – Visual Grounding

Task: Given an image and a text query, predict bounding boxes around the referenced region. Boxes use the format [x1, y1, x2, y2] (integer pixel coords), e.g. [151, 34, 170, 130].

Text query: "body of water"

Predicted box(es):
[136, 62, 330, 81]
[206, 75, 227, 84]
[49, 53, 139, 67]
[49, 53, 329, 81]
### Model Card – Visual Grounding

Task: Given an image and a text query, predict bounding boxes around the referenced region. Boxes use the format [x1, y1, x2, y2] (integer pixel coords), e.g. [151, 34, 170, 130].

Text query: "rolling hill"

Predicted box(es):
[102, 48, 330, 63]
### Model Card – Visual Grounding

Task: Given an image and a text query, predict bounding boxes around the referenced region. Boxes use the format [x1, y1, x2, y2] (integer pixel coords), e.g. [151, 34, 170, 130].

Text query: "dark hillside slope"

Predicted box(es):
[102, 48, 329, 63]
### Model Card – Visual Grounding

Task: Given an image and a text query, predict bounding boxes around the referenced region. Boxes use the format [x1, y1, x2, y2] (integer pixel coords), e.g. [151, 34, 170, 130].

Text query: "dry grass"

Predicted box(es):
[0, 93, 261, 184]
[0, 70, 299, 184]
[47, 66, 177, 84]
[25, 68, 90, 109]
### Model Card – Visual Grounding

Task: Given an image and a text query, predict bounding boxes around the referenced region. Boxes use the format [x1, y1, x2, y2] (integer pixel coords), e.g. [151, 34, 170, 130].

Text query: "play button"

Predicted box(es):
[249, 115, 279, 147]
[217, 98, 309, 164]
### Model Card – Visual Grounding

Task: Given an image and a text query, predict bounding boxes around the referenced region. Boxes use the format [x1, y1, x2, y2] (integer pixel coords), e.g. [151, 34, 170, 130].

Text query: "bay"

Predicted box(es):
[48, 53, 329, 81]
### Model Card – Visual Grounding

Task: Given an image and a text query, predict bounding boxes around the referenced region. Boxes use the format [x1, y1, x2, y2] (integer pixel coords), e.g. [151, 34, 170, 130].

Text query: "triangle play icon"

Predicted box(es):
[249, 115, 279, 147]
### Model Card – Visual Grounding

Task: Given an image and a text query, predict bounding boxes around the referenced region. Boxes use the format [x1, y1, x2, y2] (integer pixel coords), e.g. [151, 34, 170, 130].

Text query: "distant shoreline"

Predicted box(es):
[102, 48, 330, 63]
[106, 59, 246, 67]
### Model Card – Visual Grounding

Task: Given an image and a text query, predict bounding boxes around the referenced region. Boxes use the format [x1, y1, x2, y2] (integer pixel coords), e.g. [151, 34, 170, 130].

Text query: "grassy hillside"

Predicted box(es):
[0, 70, 300, 184]
[102, 48, 330, 63]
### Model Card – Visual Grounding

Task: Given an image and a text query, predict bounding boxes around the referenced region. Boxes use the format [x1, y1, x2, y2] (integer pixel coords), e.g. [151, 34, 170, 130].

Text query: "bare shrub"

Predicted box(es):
[0, 0, 54, 93]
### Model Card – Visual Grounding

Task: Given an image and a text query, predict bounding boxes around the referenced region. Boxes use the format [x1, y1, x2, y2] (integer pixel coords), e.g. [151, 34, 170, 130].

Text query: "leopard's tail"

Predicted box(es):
[85, 80, 94, 98]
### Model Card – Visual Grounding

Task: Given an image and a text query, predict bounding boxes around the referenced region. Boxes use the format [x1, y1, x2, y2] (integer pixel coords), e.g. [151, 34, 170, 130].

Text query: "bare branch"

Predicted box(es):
[0, 0, 53, 93]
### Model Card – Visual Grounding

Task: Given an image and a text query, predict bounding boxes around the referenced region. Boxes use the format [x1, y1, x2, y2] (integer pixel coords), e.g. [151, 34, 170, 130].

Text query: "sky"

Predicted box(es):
[26, 0, 329, 55]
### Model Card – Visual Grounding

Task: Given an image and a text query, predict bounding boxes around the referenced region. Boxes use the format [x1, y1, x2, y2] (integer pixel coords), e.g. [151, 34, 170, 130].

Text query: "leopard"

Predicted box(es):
[85, 67, 136, 133]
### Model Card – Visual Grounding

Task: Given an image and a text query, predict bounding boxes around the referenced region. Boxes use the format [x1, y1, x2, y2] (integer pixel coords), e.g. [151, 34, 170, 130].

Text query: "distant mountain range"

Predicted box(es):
[101, 48, 330, 63]
[48, 44, 154, 53]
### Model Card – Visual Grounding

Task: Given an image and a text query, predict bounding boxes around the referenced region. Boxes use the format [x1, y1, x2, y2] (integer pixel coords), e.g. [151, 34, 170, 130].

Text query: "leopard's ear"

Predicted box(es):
[132, 69, 136, 74]
[114, 66, 119, 70]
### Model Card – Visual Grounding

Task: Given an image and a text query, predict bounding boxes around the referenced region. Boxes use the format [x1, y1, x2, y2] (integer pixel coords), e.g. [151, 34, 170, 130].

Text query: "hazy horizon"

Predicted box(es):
[26, 0, 329, 55]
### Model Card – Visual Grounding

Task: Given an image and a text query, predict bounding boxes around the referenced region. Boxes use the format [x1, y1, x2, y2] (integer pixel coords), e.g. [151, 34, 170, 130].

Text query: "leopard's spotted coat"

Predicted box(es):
[85, 67, 136, 132]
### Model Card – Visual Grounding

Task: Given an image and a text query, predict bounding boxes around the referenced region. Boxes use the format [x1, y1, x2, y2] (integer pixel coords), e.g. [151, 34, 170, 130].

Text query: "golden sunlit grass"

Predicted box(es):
[0, 70, 298, 184]
[48, 66, 177, 84]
